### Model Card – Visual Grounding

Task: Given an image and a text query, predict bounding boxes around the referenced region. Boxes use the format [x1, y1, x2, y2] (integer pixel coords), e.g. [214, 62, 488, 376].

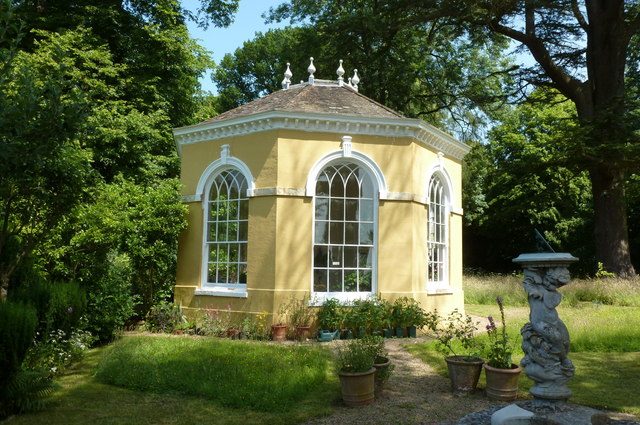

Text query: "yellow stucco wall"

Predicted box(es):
[175, 128, 465, 322]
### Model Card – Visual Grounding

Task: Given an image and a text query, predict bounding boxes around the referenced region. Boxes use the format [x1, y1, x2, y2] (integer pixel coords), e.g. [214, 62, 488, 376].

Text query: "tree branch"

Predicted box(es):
[571, 0, 589, 31]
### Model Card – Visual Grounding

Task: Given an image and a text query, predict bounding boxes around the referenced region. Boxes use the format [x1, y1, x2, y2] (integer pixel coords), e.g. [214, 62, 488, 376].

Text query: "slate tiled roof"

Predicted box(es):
[203, 83, 403, 124]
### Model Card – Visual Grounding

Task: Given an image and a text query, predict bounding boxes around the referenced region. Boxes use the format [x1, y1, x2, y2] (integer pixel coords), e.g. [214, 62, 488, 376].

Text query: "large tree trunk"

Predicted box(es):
[589, 166, 636, 277]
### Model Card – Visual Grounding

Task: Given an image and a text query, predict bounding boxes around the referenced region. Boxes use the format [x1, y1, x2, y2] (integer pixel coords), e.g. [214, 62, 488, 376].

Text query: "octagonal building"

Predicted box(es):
[173, 63, 470, 321]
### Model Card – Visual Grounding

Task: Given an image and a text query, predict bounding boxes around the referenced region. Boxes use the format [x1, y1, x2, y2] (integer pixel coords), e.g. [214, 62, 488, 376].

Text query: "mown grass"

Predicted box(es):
[8, 336, 338, 425]
[407, 302, 640, 416]
[463, 274, 640, 307]
[95, 335, 337, 413]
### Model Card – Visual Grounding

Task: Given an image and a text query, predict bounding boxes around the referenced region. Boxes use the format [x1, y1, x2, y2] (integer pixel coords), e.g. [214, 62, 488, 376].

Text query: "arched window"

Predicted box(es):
[203, 168, 248, 289]
[313, 162, 377, 299]
[427, 174, 448, 285]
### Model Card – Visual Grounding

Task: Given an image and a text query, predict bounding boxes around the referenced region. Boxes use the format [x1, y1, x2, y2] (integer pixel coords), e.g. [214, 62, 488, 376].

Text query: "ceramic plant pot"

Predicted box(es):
[445, 356, 484, 393]
[271, 324, 287, 342]
[407, 325, 417, 338]
[295, 325, 311, 341]
[373, 356, 391, 396]
[484, 363, 522, 401]
[338, 367, 376, 407]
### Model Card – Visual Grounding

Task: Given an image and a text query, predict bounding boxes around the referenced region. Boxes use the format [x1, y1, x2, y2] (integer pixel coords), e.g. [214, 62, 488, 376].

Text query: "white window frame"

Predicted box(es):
[195, 146, 254, 298]
[425, 161, 453, 291]
[307, 145, 384, 305]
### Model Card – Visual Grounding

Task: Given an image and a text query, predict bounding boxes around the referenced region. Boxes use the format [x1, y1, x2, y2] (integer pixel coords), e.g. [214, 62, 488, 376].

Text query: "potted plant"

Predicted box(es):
[335, 338, 376, 406]
[317, 298, 342, 341]
[287, 296, 314, 340]
[402, 298, 425, 338]
[484, 296, 521, 401]
[271, 302, 289, 342]
[433, 309, 484, 393]
[380, 299, 394, 338]
[361, 335, 394, 396]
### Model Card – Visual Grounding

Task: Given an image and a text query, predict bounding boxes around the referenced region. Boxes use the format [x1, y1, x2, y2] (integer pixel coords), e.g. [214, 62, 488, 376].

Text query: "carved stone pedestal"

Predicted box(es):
[513, 253, 578, 401]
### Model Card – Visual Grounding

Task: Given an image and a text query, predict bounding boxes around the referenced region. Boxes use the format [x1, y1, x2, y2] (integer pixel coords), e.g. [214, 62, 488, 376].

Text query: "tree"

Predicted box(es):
[236, 2, 517, 140]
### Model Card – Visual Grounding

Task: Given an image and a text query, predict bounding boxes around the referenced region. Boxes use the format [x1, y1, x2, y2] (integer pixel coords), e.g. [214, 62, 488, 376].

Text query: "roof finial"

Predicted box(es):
[281, 62, 292, 90]
[307, 57, 316, 84]
[351, 69, 360, 92]
[336, 59, 345, 86]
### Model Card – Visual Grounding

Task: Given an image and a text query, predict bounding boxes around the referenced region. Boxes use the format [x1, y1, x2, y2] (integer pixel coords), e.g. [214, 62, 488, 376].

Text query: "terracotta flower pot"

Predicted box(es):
[338, 367, 376, 407]
[484, 363, 522, 401]
[271, 324, 287, 342]
[373, 356, 391, 396]
[445, 356, 484, 393]
[295, 325, 311, 341]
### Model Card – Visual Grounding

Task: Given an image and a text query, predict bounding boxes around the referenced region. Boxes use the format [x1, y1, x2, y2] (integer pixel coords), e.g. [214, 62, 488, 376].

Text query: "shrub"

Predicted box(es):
[317, 298, 342, 330]
[433, 309, 483, 360]
[24, 327, 94, 376]
[0, 370, 54, 418]
[85, 252, 138, 343]
[239, 312, 270, 340]
[11, 279, 86, 338]
[335, 338, 375, 373]
[199, 306, 233, 337]
[286, 296, 315, 328]
[145, 301, 184, 333]
[0, 301, 37, 386]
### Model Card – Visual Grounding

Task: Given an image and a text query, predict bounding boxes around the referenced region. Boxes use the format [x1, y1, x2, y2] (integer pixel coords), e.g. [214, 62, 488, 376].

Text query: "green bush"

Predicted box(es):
[0, 370, 55, 419]
[0, 301, 38, 386]
[335, 338, 375, 373]
[11, 280, 86, 337]
[85, 252, 138, 343]
[145, 301, 184, 333]
[23, 327, 94, 376]
[317, 298, 342, 330]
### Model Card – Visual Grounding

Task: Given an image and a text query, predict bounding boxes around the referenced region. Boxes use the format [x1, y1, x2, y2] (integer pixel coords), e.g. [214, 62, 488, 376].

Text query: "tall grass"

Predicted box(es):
[464, 274, 640, 307]
[95, 336, 336, 413]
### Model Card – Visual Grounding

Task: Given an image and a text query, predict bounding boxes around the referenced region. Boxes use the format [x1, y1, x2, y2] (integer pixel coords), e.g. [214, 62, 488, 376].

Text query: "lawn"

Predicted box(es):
[407, 302, 640, 416]
[8, 335, 339, 425]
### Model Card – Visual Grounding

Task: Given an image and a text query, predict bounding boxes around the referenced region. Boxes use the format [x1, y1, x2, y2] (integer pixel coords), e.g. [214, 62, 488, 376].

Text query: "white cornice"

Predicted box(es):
[173, 110, 470, 160]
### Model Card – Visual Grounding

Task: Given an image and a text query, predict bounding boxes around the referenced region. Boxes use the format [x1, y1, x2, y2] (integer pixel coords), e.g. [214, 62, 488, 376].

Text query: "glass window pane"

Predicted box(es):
[228, 264, 238, 284]
[329, 245, 343, 268]
[315, 221, 328, 243]
[329, 222, 344, 244]
[217, 263, 228, 283]
[315, 198, 329, 220]
[239, 264, 247, 283]
[239, 243, 247, 262]
[359, 223, 373, 245]
[359, 272, 372, 292]
[207, 223, 217, 242]
[239, 200, 248, 220]
[207, 263, 216, 283]
[344, 222, 358, 244]
[208, 201, 218, 220]
[330, 175, 344, 197]
[344, 199, 358, 221]
[316, 174, 329, 196]
[344, 246, 357, 268]
[344, 270, 357, 292]
[330, 199, 344, 220]
[359, 200, 373, 221]
[229, 244, 239, 262]
[217, 222, 227, 241]
[329, 270, 342, 292]
[345, 174, 359, 198]
[238, 221, 248, 241]
[314, 246, 328, 267]
[361, 177, 374, 199]
[228, 221, 238, 241]
[314, 269, 327, 292]
[358, 247, 372, 268]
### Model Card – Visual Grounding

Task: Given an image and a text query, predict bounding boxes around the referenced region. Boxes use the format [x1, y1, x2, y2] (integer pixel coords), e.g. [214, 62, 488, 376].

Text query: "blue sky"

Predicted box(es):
[182, 0, 288, 92]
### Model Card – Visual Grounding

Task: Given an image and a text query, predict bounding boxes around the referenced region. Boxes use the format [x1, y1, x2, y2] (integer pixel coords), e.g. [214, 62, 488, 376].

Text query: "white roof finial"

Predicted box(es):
[307, 57, 316, 84]
[351, 69, 360, 92]
[281, 62, 292, 90]
[336, 59, 345, 86]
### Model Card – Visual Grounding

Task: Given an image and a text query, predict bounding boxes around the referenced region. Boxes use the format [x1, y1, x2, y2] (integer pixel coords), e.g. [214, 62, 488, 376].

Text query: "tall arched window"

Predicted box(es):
[313, 162, 376, 299]
[203, 168, 248, 289]
[427, 174, 448, 285]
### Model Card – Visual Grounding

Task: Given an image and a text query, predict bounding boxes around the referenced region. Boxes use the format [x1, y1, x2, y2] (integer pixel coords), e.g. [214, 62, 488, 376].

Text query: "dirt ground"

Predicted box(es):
[305, 337, 503, 425]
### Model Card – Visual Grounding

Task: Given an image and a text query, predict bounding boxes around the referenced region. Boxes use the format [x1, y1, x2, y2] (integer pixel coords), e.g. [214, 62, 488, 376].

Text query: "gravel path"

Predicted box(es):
[305, 338, 502, 425]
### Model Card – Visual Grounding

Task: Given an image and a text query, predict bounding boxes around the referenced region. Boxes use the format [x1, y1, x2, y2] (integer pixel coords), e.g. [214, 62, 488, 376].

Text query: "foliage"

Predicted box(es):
[10, 280, 86, 338]
[317, 298, 343, 330]
[432, 309, 483, 360]
[96, 335, 334, 412]
[144, 301, 184, 333]
[392, 297, 426, 329]
[238, 312, 270, 340]
[335, 338, 375, 373]
[484, 297, 513, 368]
[24, 327, 94, 376]
[84, 252, 138, 343]
[286, 296, 315, 328]
[0, 370, 54, 419]
[0, 301, 37, 386]
[595, 262, 616, 279]
[199, 305, 234, 337]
